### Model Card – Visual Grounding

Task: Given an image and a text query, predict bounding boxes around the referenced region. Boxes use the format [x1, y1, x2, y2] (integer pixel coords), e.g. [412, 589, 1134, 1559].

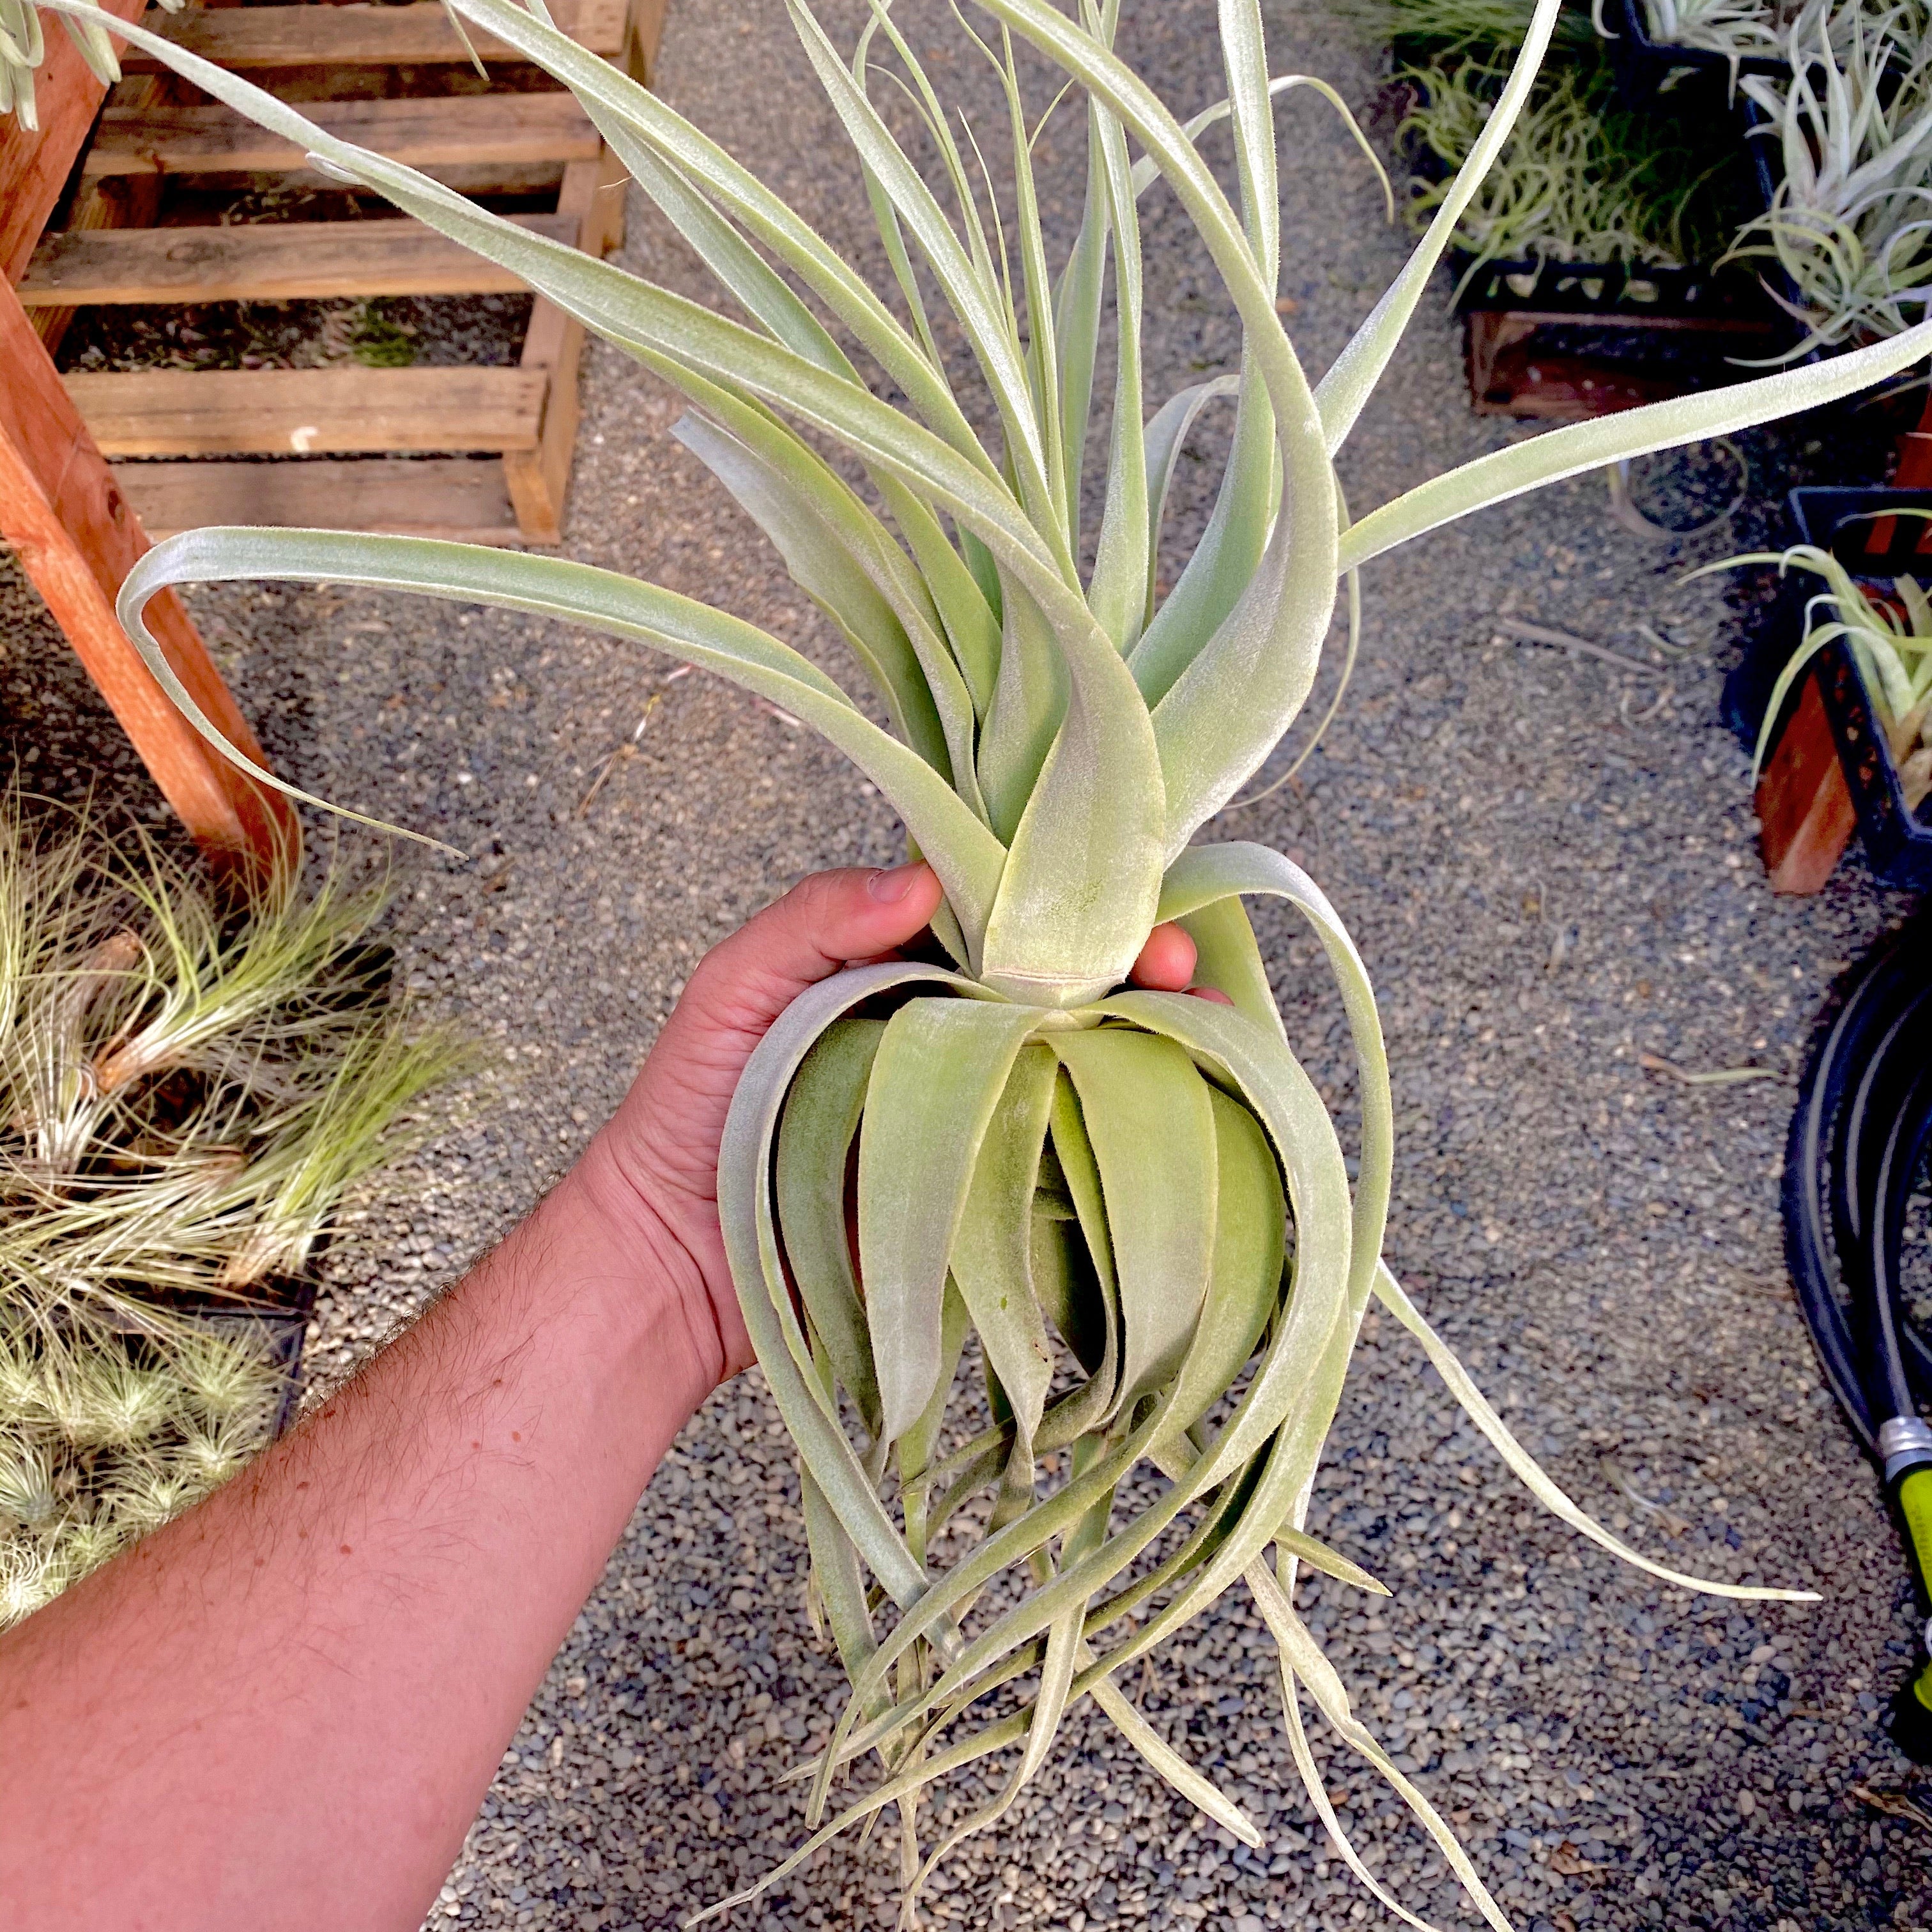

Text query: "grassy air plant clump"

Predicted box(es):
[1397, 12, 1756, 288]
[1729, 0, 1932, 356]
[1712, 531, 1932, 799]
[0, 1316, 284, 1626]
[0, 804, 466, 1623]
[46, 0, 1932, 1919]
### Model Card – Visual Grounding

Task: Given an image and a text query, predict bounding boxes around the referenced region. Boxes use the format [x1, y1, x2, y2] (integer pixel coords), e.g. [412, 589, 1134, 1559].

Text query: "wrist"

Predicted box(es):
[555, 1132, 740, 1391]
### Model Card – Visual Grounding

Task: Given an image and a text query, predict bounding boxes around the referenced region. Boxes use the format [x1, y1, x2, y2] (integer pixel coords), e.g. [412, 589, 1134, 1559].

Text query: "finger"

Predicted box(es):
[1129, 922, 1197, 993]
[1189, 986, 1235, 1006]
[679, 861, 945, 1037]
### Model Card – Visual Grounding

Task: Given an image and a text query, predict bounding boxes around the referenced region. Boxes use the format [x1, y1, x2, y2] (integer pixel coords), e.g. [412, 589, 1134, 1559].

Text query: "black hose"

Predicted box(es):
[1784, 916, 1932, 1761]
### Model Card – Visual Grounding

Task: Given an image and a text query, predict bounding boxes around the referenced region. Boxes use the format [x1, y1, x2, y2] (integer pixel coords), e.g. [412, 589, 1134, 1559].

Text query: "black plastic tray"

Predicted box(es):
[1600, 0, 1786, 105]
[1448, 251, 1758, 318]
[190, 1308, 310, 1441]
[1728, 487, 1932, 889]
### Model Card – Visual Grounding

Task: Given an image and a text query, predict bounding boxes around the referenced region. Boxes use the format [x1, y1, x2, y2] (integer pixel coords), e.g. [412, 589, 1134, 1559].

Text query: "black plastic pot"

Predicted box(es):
[1447, 250, 1756, 319]
[190, 1308, 310, 1440]
[1726, 486, 1932, 890]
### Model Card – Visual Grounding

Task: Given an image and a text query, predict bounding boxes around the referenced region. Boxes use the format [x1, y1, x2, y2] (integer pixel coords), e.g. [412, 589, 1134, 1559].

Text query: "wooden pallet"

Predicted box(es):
[19, 0, 662, 546]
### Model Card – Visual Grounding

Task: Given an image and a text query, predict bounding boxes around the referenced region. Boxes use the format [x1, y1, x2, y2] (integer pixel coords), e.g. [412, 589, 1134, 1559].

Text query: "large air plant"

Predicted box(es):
[40, 0, 1932, 1919]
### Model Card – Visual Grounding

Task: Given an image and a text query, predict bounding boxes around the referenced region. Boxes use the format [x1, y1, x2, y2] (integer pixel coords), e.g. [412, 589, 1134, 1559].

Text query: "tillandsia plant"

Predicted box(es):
[1337, 0, 1597, 50]
[37, 0, 1932, 1919]
[1730, 0, 1932, 356]
[0, 806, 468, 1323]
[1612, 0, 1785, 63]
[1706, 527, 1932, 800]
[0, 1314, 285, 1627]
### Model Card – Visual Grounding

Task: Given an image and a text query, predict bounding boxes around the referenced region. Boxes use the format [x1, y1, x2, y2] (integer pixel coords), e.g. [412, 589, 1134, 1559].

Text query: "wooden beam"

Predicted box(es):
[0, 280, 296, 875]
[22, 212, 578, 305]
[82, 93, 599, 180]
[66, 366, 549, 457]
[501, 151, 622, 543]
[126, 0, 629, 68]
[627, 0, 668, 83]
[0, 0, 147, 284]
[116, 456, 523, 544]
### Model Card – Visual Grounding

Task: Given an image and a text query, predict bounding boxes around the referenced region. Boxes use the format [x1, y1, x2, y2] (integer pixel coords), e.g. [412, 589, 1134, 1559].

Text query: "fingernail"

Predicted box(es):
[867, 861, 926, 903]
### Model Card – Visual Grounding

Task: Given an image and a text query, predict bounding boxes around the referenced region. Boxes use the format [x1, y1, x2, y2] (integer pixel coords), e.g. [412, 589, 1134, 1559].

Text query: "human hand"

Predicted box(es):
[577, 862, 1217, 1388]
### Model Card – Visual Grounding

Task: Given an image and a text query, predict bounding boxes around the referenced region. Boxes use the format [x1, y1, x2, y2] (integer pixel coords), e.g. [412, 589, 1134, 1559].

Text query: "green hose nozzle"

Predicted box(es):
[1889, 1464, 1932, 1764]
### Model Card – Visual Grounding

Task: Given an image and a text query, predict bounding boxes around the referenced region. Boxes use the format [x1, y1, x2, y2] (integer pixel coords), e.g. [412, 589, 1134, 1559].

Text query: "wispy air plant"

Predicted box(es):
[0, 802, 467, 1624]
[1400, 49, 1743, 276]
[1729, 0, 1932, 356]
[0, 1312, 285, 1627]
[41, 0, 1932, 1917]
[1705, 526, 1932, 799]
[0, 802, 468, 1326]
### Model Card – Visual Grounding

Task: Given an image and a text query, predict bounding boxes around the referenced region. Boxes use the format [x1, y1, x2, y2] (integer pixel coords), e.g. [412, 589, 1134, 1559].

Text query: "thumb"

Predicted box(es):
[677, 861, 946, 1041]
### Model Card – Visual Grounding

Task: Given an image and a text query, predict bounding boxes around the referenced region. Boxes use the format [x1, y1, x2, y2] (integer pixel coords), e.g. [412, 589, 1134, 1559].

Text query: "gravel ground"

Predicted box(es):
[5, 1, 1932, 1926]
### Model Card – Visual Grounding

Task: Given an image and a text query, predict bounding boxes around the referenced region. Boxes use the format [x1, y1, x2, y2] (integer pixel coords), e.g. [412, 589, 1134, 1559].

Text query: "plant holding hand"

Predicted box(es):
[576, 860, 1215, 1388]
[37, 0, 1930, 1919]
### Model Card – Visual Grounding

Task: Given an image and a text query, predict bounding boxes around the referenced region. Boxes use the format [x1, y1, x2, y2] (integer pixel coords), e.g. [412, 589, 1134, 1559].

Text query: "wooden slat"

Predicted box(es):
[627, 0, 667, 84]
[1756, 671, 1856, 894]
[126, 0, 628, 68]
[0, 0, 147, 283]
[115, 457, 523, 545]
[22, 213, 578, 305]
[82, 93, 599, 180]
[67, 366, 549, 458]
[34, 74, 169, 354]
[0, 281, 297, 875]
[503, 157, 607, 543]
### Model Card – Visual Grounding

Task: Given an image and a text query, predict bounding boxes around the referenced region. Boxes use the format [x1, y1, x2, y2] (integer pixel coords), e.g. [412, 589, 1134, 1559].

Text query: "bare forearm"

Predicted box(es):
[0, 1144, 717, 1932]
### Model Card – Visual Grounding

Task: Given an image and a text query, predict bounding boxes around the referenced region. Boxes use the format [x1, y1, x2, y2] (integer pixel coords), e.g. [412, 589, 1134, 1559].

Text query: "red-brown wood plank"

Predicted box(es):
[1756, 672, 1856, 894]
[0, 279, 296, 878]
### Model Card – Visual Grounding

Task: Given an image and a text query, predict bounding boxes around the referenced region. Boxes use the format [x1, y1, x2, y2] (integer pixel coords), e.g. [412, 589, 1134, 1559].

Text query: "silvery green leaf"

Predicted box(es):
[947, 1043, 1058, 1518]
[114, 530, 1010, 953]
[1048, 1027, 1216, 1417]
[776, 1018, 886, 1439]
[859, 999, 1042, 1448]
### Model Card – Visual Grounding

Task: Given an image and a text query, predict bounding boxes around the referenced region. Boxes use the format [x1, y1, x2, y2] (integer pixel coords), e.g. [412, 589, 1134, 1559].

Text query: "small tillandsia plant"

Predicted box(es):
[1706, 520, 1932, 801]
[40, 0, 1932, 1919]
[0, 0, 184, 128]
[1729, 0, 1932, 358]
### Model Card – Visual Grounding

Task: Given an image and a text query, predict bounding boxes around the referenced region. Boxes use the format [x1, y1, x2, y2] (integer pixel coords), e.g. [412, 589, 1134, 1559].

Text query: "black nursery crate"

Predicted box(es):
[1726, 487, 1932, 889]
[193, 1309, 310, 1441]
[1735, 95, 1813, 348]
[1449, 250, 1754, 319]
[1600, 0, 1786, 106]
